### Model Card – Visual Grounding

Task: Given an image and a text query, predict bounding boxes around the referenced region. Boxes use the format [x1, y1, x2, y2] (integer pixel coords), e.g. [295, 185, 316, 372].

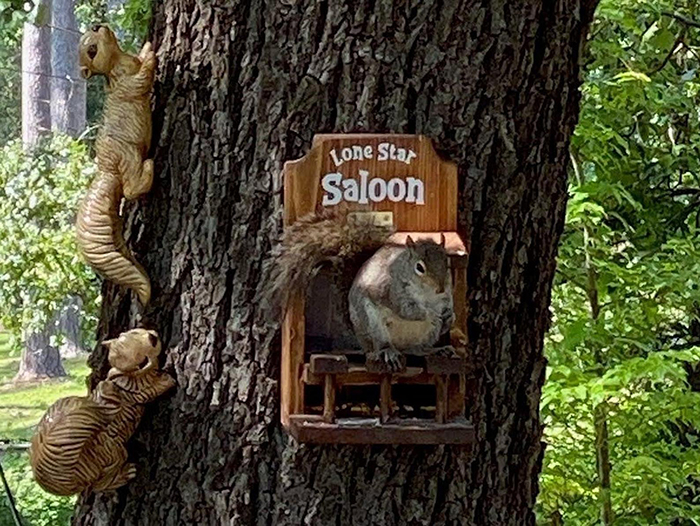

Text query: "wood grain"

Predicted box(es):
[282, 134, 470, 440]
[289, 415, 475, 445]
[284, 134, 458, 230]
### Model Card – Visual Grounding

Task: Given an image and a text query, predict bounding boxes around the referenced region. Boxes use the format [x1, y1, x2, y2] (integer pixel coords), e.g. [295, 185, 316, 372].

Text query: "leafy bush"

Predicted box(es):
[0, 135, 101, 353]
[0, 451, 75, 526]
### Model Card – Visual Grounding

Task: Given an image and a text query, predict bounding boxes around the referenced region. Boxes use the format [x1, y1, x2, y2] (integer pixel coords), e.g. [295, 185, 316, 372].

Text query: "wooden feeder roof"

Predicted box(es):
[388, 232, 468, 257]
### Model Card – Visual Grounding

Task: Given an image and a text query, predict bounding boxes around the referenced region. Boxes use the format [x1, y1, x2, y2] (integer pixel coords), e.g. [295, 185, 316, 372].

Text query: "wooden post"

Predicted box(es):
[380, 376, 392, 423]
[435, 376, 448, 424]
[452, 263, 468, 337]
[448, 261, 468, 420]
[281, 292, 305, 426]
[323, 375, 336, 423]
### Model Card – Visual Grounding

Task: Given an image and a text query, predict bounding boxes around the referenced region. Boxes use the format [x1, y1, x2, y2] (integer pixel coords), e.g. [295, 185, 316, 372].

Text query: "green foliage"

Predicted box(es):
[0, 3, 26, 145]
[0, 451, 75, 526]
[107, 0, 151, 52]
[0, 332, 88, 526]
[539, 0, 700, 523]
[77, 0, 151, 54]
[0, 135, 100, 352]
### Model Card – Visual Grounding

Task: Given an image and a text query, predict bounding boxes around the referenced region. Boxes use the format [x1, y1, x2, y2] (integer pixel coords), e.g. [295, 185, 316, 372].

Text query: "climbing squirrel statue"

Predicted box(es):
[264, 211, 456, 371]
[75, 25, 155, 305]
[29, 329, 175, 496]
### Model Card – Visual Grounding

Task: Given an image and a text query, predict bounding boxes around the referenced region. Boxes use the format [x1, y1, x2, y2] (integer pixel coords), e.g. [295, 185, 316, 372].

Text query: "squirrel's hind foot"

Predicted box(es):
[432, 345, 459, 358]
[366, 348, 406, 373]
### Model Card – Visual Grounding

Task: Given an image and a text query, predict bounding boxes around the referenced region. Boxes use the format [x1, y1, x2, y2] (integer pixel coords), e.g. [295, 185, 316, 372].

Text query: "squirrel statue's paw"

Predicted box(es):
[366, 348, 406, 373]
[143, 51, 156, 71]
[140, 45, 156, 71]
[139, 41, 153, 60]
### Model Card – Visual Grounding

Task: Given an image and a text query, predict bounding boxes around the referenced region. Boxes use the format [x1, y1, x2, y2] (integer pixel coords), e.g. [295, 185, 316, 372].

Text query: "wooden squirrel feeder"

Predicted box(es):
[282, 134, 474, 445]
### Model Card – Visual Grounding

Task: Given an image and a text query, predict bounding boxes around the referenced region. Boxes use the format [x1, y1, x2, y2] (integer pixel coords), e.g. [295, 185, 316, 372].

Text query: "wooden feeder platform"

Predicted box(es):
[281, 134, 473, 445]
[288, 353, 476, 445]
[289, 417, 474, 445]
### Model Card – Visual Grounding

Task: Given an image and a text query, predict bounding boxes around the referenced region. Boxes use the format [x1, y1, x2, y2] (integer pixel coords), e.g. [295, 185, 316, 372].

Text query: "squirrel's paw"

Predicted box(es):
[367, 348, 406, 373]
[450, 328, 467, 348]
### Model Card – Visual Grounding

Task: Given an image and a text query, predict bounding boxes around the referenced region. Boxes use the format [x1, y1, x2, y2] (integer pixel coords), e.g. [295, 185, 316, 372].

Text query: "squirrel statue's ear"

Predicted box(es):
[406, 235, 415, 247]
[439, 233, 446, 248]
[102, 338, 115, 349]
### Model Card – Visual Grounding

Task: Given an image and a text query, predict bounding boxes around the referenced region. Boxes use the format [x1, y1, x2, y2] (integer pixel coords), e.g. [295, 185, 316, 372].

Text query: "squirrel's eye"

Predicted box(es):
[415, 261, 426, 275]
[87, 44, 98, 59]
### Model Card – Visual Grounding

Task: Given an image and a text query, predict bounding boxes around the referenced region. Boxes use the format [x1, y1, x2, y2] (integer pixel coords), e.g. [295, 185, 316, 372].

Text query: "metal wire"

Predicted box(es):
[0, 64, 84, 83]
[0, 458, 23, 526]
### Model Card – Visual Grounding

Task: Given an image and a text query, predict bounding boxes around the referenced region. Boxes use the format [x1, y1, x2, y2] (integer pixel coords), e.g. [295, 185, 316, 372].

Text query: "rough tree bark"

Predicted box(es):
[21, 0, 52, 148]
[14, 298, 82, 380]
[75, 1, 598, 524]
[14, 328, 66, 381]
[57, 296, 87, 358]
[51, 0, 86, 137]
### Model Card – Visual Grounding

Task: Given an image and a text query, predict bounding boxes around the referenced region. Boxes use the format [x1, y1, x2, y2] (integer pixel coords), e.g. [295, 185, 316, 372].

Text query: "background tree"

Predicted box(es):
[51, 0, 86, 137]
[73, 0, 598, 524]
[21, 0, 52, 149]
[0, 1, 26, 144]
[538, 0, 700, 523]
[17, 0, 67, 380]
[0, 136, 99, 381]
[51, 0, 89, 360]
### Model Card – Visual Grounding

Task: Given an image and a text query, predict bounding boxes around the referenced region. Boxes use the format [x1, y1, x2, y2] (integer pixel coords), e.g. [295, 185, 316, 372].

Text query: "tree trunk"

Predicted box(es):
[74, 1, 598, 524]
[594, 402, 613, 525]
[50, 0, 86, 137]
[21, 0, 52, 149]
[14, 327, 66, 381]
[57, 296, 86, 358]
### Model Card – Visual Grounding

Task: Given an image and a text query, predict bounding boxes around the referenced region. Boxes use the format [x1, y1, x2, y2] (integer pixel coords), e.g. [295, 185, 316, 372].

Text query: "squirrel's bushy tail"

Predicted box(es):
[261, 210, 392, 321]
[76, 173, 151, 305]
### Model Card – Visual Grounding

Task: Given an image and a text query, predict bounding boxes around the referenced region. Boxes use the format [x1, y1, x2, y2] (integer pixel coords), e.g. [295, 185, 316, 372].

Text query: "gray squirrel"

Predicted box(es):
[263, 210, 456, 371]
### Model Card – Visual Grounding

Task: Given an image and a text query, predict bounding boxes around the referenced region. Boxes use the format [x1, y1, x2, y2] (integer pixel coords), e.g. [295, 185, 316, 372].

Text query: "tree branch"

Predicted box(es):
[662, 11, 700, 30]
[650, 29, 685, 75]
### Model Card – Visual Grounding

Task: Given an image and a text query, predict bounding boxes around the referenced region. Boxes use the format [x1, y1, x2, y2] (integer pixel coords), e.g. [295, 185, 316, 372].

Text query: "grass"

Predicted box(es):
[1, 450, 76, 526]
[0, 333, 90, 442]
[0, 332, 15, 381]
[0, 331, 88, 525]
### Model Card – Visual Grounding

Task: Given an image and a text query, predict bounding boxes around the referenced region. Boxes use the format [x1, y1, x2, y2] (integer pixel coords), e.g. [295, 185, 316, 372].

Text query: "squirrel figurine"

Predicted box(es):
[264, 211, 456, 371]
[75, 25, 155, 305]
[29, 329, 175, 496]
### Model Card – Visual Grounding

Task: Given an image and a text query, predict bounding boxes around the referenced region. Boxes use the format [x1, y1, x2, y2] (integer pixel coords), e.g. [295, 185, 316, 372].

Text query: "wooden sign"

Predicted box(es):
[283, 134, 458, 231]
[281, 134, 473, 445]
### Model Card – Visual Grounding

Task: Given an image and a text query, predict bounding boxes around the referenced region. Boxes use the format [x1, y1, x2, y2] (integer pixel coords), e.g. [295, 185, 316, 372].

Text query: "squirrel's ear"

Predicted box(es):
[406, 235, 415, 247]
[439, 233, 446, 248]
[102, 338, 115, 349]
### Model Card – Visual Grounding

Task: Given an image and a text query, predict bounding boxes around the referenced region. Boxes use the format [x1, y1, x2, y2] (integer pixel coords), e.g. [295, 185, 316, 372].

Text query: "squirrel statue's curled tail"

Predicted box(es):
[75, 25, 155, 305]
[261, 209, 393, 321]
[76, 174, 151, 305]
